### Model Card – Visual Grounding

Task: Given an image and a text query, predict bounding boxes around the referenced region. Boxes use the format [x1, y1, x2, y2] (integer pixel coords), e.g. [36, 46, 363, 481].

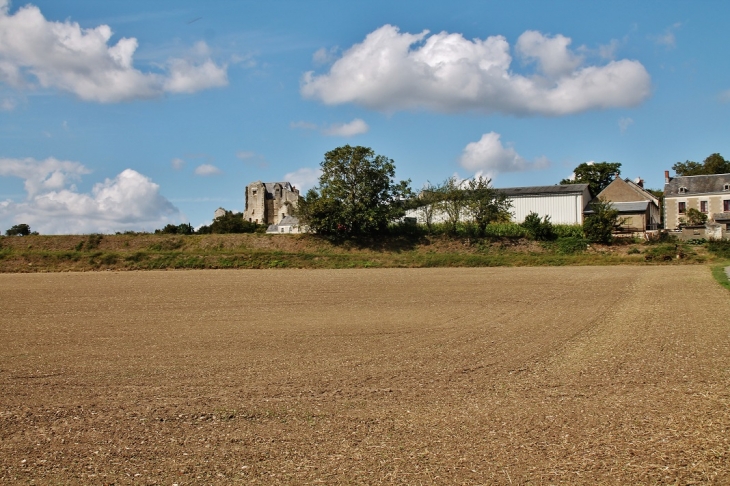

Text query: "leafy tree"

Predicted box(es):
[521, 212, 555, 241]
[464, 176, 512, 235]
[561, 162, 622, 197]
[583, 198, 622, 244]
[5, 223, 31, 236]
[196, 211, 258, 234]
[414, 181, 444, 233]
[436, 176, 467, 235]
[672, 153, 730, 176]
[297, 145, 412, 238]
[683, 207, 708, 226]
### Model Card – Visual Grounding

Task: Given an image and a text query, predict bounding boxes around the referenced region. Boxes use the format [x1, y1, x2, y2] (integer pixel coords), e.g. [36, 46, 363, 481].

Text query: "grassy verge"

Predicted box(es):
[0, 232, 719, 273]
[710, 263, 730, 291]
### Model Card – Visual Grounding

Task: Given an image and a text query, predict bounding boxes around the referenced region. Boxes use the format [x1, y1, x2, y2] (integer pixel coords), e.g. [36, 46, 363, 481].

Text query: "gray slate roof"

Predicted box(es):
[497, 184, 589, 197]
[665, 173, 730, 197]
[584, 201, 649, 214]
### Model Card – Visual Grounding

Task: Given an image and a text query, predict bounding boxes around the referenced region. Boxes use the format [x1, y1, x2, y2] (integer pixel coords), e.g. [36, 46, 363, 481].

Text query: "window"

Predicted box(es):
[725, 200, 730, 212]
[700, 201, 708, 213]
[724, 184, 730, 191]
[679, 187, 687, 194]
[678, 202, 686, 214]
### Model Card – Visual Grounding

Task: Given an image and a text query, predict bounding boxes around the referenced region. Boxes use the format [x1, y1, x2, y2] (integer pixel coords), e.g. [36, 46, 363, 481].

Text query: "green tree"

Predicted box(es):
[196, 211, 258, 234]
[5, 223, 31, 236]
[297, 145, 412, 238]
[561, 162, 622, 197]
[436, 176, 467, 235]
[683, 207, 707, 226]
[414, 181, 444, 233]
[464, 177, 512, 236]
[583, 198, 622, 244]
[672, 153, 730, 176]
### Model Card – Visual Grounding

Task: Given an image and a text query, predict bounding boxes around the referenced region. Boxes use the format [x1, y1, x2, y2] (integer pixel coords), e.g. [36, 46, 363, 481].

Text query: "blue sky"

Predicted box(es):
[1, 0, 729, 233]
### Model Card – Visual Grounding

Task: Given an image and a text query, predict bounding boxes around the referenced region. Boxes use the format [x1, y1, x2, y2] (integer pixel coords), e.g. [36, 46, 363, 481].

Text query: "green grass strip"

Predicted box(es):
[710, 263, 730, 291]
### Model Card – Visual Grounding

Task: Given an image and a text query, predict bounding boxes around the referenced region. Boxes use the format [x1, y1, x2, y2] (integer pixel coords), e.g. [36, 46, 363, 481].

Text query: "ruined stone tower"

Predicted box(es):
[243, 181, 300, 225]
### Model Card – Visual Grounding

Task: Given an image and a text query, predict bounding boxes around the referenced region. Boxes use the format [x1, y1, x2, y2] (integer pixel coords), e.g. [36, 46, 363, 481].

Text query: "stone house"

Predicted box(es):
[591, 177, 661, 232]
[243, 181, 300, 225]
[664, 171, 730, 237]
[266, 215, 304, 234]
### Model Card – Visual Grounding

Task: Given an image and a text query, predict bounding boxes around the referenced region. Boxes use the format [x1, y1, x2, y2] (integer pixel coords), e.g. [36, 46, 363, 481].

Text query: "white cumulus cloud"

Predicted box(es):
[0, 157, 181, 233]
[0, 3, 228, 102]
[459, 132, 549, 178]
[283, 167, 321, 193]
[301, 25, 651, 116]
[322, 118, 369, 137]
[194, 164, 222, 176]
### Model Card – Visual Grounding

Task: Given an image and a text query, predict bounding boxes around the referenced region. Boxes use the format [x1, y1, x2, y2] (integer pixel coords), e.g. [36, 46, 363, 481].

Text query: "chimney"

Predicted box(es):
[664, 170, 670, 184]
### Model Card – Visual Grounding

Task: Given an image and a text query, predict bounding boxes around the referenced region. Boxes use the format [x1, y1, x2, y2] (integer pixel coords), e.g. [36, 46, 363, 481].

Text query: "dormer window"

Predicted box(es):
[724, 184, 730, 191]
[678, 187, 687, 194]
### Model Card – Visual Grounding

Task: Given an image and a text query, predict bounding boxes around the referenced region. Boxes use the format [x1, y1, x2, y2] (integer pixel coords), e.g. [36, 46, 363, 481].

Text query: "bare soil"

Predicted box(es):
[1, 267, 729, 484]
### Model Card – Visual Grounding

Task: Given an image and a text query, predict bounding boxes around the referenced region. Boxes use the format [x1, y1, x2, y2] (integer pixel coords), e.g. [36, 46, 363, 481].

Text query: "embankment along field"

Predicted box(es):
[1, 267, 729, 484]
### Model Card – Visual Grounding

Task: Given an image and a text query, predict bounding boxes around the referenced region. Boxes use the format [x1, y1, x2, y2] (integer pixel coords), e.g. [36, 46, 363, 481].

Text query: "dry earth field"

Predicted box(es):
[1, 267, 729, 485]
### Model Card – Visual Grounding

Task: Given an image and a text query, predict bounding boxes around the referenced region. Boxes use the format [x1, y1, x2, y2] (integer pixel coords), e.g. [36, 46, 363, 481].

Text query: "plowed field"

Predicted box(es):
[1, 267, 729, 484]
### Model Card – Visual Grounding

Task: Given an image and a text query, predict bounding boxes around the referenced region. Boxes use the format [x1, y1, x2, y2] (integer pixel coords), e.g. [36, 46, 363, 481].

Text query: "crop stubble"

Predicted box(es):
[0, 267, 729, 484]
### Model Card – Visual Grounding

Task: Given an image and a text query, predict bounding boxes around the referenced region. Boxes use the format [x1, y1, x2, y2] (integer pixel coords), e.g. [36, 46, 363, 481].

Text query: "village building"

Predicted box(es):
[499, 184, 591, 225]
[664, 171, 730, 239]
[405, 184, 591, 226]
[266, 215, 304, 234]
[243, 181, 300, 225]
[589, 177, 661, 233]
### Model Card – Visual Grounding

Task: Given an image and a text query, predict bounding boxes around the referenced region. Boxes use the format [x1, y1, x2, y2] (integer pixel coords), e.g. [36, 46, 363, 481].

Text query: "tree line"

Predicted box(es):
[5, 149, 727, 239]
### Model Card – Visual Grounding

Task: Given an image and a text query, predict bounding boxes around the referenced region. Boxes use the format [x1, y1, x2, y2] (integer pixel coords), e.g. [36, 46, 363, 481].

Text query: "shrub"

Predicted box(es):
[708, 240, 730, 259]
[86, 234, 103, 250]
[554, 237, 588, 254]
[553, 224, 584, 239]
[483, 223, 527, 238]
[583, 198, 621, 244]
[521, 212, 555, 241]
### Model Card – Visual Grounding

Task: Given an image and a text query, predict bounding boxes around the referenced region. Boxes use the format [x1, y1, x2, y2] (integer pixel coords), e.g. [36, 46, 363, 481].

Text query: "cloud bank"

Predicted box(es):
[460, 132, 548, 178]
[302, 25, 651, 116]
[0, 2, 227, 102]
[0, 157, 181, 234]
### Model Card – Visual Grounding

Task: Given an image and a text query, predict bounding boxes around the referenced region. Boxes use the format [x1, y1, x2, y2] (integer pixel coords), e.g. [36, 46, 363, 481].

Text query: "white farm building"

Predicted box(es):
[499, 184, 591, 225]
[406, 184, 591, 226]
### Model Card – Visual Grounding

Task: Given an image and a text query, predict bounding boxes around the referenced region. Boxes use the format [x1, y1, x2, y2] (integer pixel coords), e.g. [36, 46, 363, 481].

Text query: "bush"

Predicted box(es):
[553, 224, 584, 239]
[521, 212, 555, 241]
[554, 237, 588, 254]
[583, 198, 621, 244]
[483, 223, 527, 238]
[197, 211, 259, 234]
[708, 240, 730, 259]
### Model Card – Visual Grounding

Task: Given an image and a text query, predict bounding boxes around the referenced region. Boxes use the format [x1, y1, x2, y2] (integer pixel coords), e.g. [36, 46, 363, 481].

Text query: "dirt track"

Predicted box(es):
[1, 267, 729, 484]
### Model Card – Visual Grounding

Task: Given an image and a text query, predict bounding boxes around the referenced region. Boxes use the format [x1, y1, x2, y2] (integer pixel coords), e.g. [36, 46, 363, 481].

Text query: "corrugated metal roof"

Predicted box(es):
[497, 184, 589, 197]
[665, 173, 730, 196]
